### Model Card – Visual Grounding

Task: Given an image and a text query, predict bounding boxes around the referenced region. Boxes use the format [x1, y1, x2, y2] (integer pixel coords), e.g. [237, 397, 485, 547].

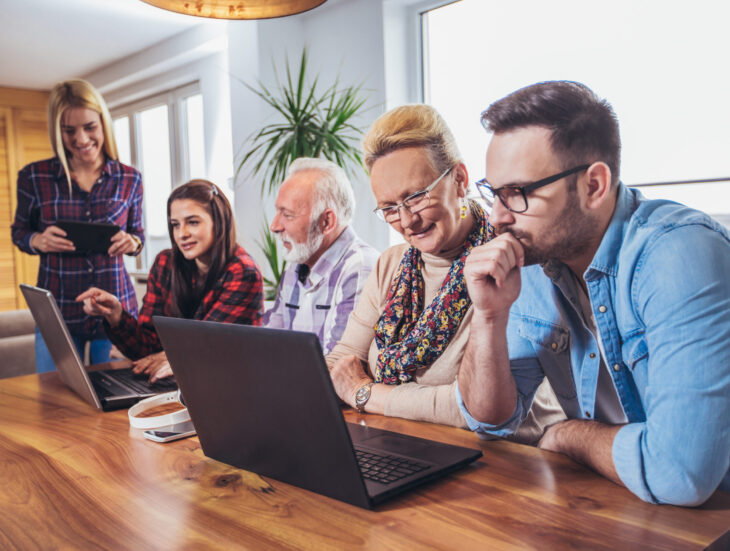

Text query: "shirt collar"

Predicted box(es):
[54, 155, 114, 181]
[542, 183, 638, 282]
[586, 183, 638, 279]
[304, 226, 357, 288]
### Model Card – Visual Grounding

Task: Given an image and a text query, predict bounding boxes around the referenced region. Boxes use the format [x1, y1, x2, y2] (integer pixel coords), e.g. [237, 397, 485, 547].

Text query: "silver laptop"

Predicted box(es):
[20, 284, 177, 411]
[155, 317, 482, 509]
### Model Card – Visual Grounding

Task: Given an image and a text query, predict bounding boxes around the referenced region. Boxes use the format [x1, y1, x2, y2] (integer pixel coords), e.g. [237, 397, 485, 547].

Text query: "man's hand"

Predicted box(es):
[330, 354, 372, 408]
[76, 287, 123, 327]
[108, 230, 139, 256]
[31, 226, 75, 253]
[459, 233, 525, 425]
[464, 233, 524, 320]
[132, 351, 172, 383]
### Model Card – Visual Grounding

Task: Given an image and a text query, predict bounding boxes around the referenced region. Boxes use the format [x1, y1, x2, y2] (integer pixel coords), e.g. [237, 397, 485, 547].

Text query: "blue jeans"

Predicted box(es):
[34, 327, 113, 373]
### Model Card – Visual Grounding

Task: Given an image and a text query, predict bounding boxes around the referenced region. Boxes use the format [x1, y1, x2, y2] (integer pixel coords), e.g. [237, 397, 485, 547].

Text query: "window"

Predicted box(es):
[422, 0, 730, 227]
[112, 83, 206, 271]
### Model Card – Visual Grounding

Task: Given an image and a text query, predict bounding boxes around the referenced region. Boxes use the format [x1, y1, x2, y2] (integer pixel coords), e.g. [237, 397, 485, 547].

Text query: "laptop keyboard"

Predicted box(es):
[105, 368, 178, 394]
[355, 449, 429, 484]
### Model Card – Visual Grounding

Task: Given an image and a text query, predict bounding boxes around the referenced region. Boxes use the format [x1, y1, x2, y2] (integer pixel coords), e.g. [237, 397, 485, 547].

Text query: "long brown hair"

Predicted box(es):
[166, 180, 237, 318]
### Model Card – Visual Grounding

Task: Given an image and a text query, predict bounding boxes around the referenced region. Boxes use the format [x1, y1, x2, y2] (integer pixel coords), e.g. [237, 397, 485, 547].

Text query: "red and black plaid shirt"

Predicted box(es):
[11, 157, 144, 339]
[107, 246, 263, 359]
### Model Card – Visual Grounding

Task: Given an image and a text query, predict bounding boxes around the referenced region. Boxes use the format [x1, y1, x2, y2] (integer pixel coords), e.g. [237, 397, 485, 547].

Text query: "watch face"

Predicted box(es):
[355, 383, 372, 407]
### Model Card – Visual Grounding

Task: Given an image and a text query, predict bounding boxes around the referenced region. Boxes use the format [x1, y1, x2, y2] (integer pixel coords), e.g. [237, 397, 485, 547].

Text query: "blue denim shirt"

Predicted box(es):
[457, 184, 730, 506]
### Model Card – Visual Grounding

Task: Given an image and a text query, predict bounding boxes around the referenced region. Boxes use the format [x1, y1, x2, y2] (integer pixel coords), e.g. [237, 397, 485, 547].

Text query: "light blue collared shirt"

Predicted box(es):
[457, 184, 730, 506]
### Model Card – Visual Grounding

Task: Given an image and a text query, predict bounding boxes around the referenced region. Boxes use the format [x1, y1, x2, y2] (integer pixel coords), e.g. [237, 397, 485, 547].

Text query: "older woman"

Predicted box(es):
[327, 104, 563, 444]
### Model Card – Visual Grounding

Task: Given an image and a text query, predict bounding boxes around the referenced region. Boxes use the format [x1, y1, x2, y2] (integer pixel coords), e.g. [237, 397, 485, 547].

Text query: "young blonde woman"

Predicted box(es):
[11, 79, 143, 373]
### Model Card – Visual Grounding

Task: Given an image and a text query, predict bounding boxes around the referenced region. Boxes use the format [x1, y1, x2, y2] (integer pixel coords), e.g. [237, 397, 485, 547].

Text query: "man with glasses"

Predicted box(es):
[457, 81, 730, 506]
[265, 157, 378, 355]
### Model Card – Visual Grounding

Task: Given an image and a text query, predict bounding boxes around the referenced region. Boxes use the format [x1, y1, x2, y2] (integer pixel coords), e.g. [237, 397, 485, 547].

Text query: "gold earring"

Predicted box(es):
[460, 199, 467, 219]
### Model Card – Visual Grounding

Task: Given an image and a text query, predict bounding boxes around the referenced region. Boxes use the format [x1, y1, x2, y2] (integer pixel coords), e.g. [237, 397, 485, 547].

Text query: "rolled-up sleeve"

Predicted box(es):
[455, 313, 546, 438]
[612, 225, 730, 506]
[455, 381, 526, 437]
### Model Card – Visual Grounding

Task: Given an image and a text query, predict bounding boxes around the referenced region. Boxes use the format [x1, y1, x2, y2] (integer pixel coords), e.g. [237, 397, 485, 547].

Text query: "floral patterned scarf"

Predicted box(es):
[373, 201, 493, 384]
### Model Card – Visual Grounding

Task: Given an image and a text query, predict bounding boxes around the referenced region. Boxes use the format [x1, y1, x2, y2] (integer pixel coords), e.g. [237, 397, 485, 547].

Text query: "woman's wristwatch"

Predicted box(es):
[354, 381, 374, 412]
[130, 234, 143, 254]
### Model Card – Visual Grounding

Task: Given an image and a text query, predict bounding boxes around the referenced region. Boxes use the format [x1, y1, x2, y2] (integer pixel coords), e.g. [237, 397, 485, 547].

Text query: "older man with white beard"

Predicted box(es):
[264, 157, 379, 355]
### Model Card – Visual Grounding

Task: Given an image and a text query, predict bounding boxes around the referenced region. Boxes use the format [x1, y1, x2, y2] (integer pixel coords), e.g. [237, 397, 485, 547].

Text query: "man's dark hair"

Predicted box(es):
[481, 81, 621, 186]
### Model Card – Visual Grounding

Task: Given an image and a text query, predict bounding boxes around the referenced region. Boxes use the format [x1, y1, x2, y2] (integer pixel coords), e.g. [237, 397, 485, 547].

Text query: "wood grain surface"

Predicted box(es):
[0, 372, 727, 550]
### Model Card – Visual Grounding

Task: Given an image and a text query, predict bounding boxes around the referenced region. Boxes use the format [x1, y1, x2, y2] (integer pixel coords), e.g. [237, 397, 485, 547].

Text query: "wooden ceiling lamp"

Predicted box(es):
[140, 0, 327, 20]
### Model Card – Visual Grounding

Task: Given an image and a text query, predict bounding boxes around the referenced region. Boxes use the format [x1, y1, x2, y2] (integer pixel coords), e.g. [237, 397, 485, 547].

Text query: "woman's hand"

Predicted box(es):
[108, 230, 139, 256]
[330, 354, 372, 408]
[132, 351, 172, 383]
[31, 226, 75, 253]
[76, 287, 123, 327]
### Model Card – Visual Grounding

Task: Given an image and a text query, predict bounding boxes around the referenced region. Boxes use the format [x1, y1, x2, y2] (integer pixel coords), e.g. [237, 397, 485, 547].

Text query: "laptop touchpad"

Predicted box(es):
[359, 434, 434, 457]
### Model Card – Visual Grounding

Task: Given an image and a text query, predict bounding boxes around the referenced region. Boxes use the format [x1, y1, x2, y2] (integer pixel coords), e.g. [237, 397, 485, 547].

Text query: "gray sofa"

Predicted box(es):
[0, 309, 36, 378]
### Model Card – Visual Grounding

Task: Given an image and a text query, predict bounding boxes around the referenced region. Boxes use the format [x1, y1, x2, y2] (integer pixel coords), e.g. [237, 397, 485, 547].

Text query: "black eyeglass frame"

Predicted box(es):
[475, 164, 590, 213]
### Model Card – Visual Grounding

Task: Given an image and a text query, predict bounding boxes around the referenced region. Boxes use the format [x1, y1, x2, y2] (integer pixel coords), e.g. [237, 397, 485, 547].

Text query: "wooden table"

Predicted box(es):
[0, 373, 728, 550]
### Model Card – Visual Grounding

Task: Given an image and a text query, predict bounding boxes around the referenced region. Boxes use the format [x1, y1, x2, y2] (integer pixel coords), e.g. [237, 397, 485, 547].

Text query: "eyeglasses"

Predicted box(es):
[475, 164, 590, 213]
[373, 166, 453, 222]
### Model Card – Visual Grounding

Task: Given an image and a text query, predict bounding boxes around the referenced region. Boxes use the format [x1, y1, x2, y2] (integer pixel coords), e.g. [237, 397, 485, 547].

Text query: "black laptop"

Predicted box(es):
[154, 317, 482, 509]
[21, 284, 177, 411]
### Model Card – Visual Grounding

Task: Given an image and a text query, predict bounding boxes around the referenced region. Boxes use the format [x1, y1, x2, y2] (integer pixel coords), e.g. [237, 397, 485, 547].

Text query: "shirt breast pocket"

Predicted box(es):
[518, 317, 576, 400]
[100, 198, 128, 226]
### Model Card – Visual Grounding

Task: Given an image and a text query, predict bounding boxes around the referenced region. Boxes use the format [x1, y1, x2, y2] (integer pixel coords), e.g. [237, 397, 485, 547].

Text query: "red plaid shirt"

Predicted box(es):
[11, 157, 144, 339]
[107, 246, 263, 359]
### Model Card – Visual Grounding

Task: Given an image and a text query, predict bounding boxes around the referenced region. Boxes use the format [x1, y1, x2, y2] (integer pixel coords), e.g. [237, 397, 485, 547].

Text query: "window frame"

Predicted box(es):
[111, 81, 204, 270]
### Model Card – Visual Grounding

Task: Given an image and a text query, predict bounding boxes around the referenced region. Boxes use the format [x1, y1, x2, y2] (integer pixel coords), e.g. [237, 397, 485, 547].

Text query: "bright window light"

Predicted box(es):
[113, 116, 131, 166]
[184, 94, 206, 179]
[138, 104, 172, 237]
[423, 0, 730, 224]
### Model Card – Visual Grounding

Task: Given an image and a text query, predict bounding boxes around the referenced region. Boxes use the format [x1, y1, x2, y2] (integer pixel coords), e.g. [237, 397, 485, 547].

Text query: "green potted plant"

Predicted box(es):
[237, 48, 370, 300]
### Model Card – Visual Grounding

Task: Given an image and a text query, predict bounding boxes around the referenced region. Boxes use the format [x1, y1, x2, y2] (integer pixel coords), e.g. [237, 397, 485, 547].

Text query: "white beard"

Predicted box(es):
[278, 228, 324, 265]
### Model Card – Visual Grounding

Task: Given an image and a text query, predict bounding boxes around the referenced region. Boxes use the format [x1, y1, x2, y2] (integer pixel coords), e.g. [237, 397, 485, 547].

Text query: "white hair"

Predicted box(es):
[287, 157, 355, 226]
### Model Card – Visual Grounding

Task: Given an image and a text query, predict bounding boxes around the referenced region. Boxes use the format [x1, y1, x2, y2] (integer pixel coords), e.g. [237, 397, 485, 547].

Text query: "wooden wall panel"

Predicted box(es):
[0, 87, 50, 311]
[0, 109, 17, 310]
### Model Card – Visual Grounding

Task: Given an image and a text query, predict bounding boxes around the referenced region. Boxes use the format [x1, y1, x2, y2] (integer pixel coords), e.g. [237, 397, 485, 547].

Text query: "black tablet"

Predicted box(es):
[55, 220, 120, 254]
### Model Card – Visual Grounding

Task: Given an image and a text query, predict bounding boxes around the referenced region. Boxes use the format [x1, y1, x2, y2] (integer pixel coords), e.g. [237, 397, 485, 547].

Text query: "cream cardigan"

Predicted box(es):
[326, 242, 565, 445]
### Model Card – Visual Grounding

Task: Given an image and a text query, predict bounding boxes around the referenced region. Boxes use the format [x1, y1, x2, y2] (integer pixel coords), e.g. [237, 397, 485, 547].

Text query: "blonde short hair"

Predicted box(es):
[48, 79, 118, 193]
[362, 104, 463, 173]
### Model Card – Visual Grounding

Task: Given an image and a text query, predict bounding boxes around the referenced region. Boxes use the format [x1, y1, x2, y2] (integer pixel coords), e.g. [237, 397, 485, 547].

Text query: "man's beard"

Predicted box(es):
[495, 193, 597, 266]
[278, 222, 325, 265]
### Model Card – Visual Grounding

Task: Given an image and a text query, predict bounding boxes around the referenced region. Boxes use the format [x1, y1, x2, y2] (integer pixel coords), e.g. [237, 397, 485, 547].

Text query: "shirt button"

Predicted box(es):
[551, 342, 557, 350]
[96, 178, 102, 184]
[598, 305, 607, 313]
[88, 267, 93, 273]
[613, 363, 621, 372]
[589, 352, 596, 359]
[85, 211, 91, 216]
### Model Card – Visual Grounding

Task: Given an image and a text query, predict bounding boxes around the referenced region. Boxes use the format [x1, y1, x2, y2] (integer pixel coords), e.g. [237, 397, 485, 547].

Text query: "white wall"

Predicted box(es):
[84, 0, 424, 274]
[228, 0, 395, 270]
[88, 21, 234, 187]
